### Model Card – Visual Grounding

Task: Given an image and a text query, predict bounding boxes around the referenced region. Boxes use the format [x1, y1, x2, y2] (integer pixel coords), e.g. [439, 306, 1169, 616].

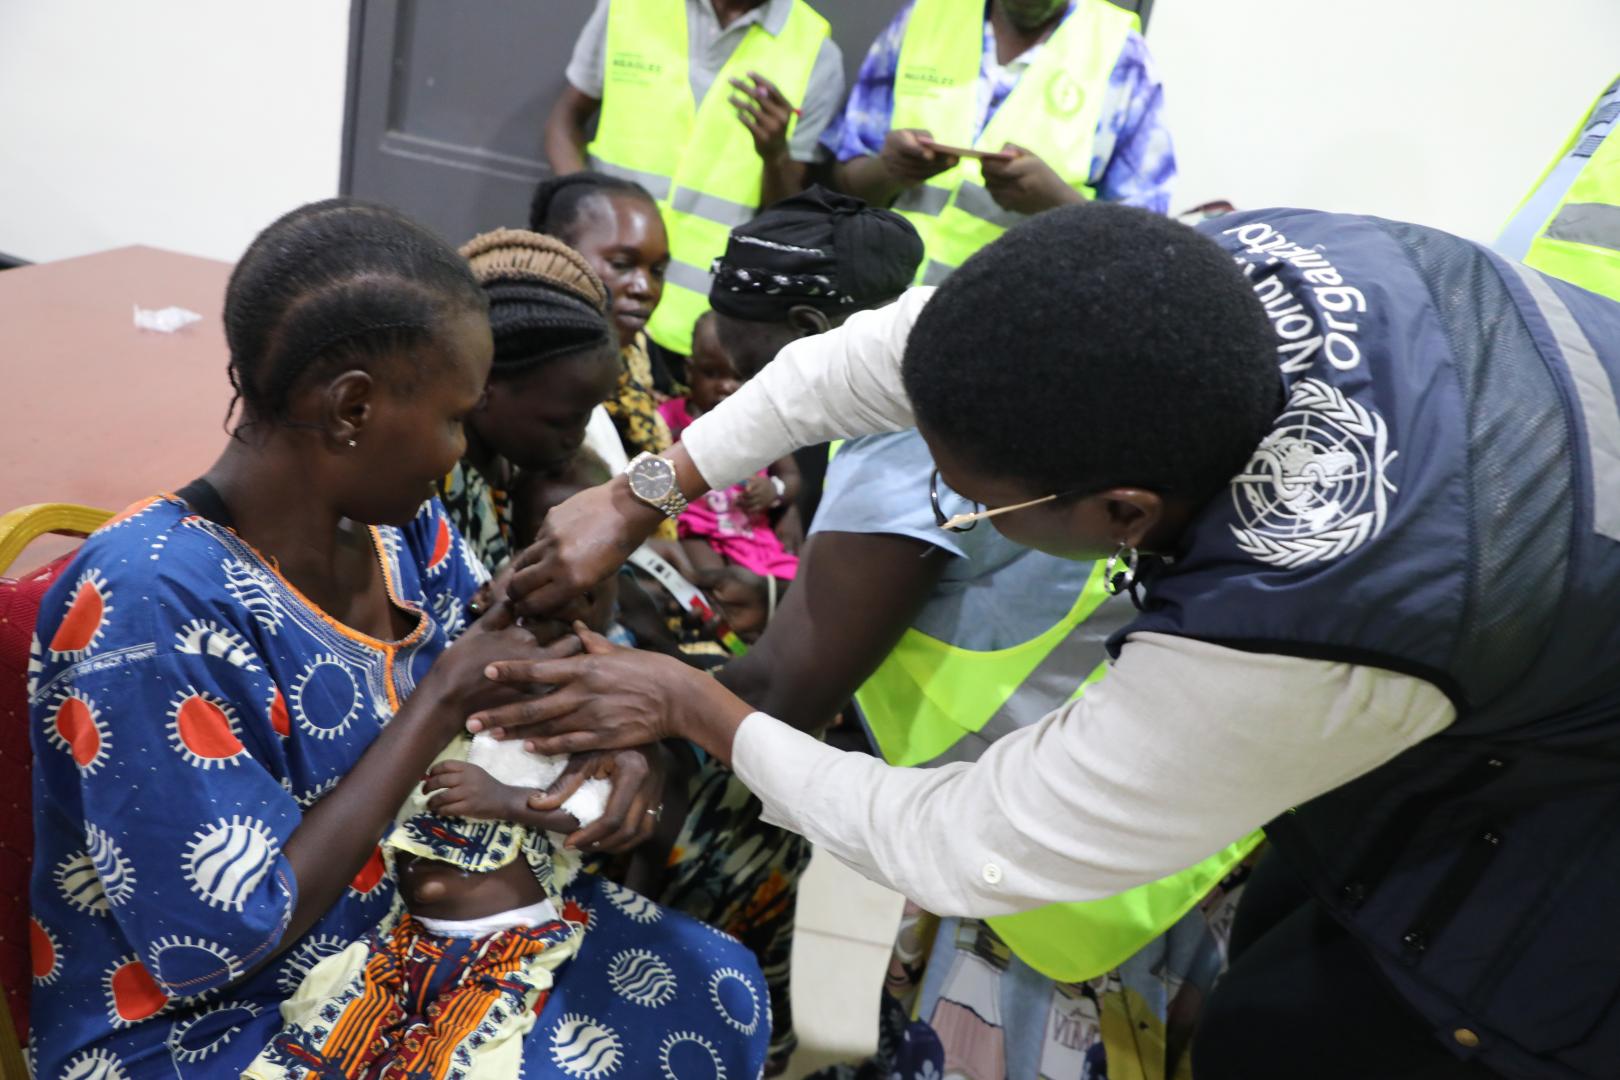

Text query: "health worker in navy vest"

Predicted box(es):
[483, 203, 1620, 1078]
[697, 194, 1256, 1080]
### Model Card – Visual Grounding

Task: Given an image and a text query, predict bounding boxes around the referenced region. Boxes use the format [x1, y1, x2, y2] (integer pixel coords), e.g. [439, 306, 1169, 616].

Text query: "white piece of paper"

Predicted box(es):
[132, 304, 203, 333]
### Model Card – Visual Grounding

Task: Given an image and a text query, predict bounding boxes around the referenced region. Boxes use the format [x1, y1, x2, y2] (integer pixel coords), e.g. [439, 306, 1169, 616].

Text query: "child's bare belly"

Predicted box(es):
[397, 853, 549, 922]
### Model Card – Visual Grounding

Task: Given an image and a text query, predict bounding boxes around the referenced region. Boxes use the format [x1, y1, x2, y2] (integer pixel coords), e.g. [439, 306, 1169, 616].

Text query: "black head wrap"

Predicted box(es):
[459, 228, 614, 373]
[708, 186, 924, 323]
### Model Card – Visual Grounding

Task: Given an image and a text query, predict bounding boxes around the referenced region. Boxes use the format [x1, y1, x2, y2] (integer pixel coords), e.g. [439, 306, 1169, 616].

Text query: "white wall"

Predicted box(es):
[3, 2, 1616, 263]
[1148, 0, 1620, 243]
[0, 1, 350, 264]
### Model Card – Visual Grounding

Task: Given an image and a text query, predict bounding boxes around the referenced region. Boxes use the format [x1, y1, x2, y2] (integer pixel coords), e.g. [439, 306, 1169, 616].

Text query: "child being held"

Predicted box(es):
[513, 450, 694, 892]
[657, 312, 800, 589]
[515, 449, 691, 663]
[246, 618, 617, 1080]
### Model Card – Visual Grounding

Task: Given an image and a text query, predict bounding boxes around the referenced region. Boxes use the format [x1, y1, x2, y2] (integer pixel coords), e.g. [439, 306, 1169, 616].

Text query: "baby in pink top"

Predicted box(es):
[657, 312, 799, 583]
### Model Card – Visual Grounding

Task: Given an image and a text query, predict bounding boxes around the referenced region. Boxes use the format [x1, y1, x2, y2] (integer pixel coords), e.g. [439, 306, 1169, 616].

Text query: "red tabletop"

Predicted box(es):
[0, 246, 235, 569]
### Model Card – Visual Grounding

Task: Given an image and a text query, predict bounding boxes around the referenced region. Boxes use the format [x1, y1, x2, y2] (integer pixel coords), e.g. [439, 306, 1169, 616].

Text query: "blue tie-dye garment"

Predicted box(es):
[819, 0, 1176, 212]
[27, 494, 769, 1079]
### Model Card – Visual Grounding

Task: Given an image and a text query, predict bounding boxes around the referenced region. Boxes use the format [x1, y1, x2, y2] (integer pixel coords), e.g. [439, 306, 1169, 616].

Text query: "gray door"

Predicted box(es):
[342, 0, 1153, 246]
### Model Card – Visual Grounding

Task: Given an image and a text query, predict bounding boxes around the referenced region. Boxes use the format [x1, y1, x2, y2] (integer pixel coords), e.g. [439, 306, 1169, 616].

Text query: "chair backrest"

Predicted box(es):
[0, 503, 111, 1049]
[0, 553, 79, 1042]
[0, 552, 77, 1046]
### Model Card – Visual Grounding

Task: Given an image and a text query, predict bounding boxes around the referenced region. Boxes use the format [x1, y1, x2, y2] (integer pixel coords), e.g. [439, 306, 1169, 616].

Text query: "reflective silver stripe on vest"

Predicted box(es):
[585, 157, 672, 201]
[1545, 203, 1620, 254]
[920, 591, 1134, 768]
[670, 186, 756, 229]
[662, 257, 713, 296]
[953, 183, 1026, 231]
[1508, 260, 1620, 540]
[920, 259, 955, 286]
[894, 185, 951, 217]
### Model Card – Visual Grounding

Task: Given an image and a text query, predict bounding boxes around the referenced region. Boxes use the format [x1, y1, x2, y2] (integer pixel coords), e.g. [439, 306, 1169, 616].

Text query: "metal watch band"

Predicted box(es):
[625, 452, 689, 519]
[652, 487, 688, 518]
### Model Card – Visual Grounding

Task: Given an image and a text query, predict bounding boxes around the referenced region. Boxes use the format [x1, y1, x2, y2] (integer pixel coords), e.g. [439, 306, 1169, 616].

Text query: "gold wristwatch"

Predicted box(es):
[625, 452, 689, 518]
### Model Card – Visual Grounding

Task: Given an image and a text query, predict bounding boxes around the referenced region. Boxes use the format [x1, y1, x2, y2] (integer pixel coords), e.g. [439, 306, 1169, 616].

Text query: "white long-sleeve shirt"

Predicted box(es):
[680, 288, 1457, 919]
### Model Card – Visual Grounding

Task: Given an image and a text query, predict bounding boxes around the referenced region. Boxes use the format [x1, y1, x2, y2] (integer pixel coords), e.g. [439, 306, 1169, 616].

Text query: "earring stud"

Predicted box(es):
[347, 439, 357, 448]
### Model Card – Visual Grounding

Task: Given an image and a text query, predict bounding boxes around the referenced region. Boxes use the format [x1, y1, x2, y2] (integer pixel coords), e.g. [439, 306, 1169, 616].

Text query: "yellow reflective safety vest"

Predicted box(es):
[1497, 74, 1620, 302]
[587, 0, 831, 354]
[889, 0, 1136, 286]
[834, 439, 1261, 981]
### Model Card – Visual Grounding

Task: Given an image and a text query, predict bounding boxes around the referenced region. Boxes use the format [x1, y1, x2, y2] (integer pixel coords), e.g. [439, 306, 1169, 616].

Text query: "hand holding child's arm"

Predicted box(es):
[526, 745, 670, 854]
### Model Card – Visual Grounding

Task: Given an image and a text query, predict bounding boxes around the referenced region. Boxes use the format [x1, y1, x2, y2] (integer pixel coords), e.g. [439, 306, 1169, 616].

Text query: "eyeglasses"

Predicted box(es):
[931, 469, 1064, 533]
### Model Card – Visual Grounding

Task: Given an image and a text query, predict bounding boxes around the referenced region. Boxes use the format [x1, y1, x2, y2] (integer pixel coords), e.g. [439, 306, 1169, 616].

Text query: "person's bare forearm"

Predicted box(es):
[675, 676, 758, 764]
[717, 532, 947, 733]
[584, 444, 707, 558]
[278, 687, 454, 951]
[760, 155, 808, 209]
[544, 88, 596, 175]
[548, 129, 588, 176]
[833, 155, 907, 207]
[666, 442, 709, 501]
[717, 651, 841, 734]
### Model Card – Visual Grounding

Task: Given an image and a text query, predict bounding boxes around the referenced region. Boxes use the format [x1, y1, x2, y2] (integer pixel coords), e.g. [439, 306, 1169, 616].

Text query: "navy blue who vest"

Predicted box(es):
[1117, 209, 1620, 1078]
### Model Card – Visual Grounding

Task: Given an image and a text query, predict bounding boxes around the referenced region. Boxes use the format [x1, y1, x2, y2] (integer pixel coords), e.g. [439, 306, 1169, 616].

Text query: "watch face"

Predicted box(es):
[628, 456, 674, 502]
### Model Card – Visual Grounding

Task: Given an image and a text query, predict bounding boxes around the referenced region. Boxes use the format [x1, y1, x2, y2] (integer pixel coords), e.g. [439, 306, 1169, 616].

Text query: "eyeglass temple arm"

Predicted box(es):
[938, 492, 1059, 531]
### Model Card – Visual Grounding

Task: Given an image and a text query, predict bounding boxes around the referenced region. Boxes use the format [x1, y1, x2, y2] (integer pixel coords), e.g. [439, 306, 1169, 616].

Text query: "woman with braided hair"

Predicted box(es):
[443, 228, 620, 575]
[528, 172, 680, 465]
[27, 199, 769, 1079]
[453, 226, 689, 863]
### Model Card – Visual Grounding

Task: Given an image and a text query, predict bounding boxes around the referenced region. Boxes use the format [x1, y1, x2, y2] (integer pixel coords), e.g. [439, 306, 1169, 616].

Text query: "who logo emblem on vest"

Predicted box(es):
[1229, 378, 1398, 568]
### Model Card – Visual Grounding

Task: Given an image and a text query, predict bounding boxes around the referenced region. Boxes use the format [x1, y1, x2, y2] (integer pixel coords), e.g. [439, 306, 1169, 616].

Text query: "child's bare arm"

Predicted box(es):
[509, 469, 555, 550]
[770, 453, 801, 506]
[774, 503, 805, 554]
[739, 456, 800, 514]
[422, 760, 580, 833]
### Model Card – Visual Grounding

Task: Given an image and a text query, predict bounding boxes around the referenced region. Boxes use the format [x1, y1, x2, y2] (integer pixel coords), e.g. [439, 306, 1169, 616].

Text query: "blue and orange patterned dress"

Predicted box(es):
[28, 494, 768, 1079]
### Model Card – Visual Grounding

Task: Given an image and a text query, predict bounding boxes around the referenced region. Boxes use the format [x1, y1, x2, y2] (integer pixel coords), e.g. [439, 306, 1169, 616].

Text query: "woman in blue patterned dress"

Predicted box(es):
[27, 199, 768, 1080]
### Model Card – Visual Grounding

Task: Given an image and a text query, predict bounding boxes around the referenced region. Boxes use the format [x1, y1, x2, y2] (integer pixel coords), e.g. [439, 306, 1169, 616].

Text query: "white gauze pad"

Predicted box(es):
[466, 733, 612, 828]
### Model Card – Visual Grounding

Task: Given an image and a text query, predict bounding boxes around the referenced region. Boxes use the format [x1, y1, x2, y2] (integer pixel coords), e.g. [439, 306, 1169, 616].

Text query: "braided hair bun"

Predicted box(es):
[458, 228, 614, 376]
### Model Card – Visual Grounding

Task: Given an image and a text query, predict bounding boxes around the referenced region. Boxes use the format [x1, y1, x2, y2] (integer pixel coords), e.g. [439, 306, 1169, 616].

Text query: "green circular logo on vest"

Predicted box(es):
[1046, 71, 1085, 117]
